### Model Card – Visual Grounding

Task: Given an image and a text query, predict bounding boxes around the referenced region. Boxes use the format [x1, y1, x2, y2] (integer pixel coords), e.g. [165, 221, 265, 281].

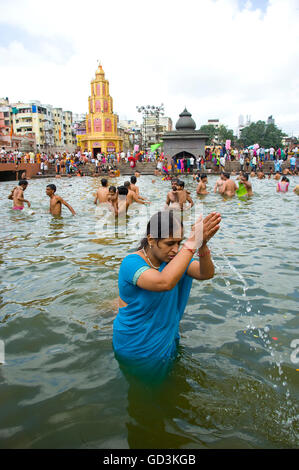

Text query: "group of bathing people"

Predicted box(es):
[8, 180, 76, 216]
[111, 172, 298, 380]
[8, 168, 299, 218]
[7, 171, 299, 382]
[195, 171, 298, 196]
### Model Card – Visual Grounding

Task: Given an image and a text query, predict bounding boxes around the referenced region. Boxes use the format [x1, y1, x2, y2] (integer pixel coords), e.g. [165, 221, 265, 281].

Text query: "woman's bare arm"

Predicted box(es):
[137, 213, 221, 291]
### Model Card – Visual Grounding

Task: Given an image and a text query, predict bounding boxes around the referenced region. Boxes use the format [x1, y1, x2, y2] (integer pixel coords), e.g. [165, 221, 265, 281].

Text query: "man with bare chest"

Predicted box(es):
[46, 184, 76, 216]
[177, 180, 194, 208]
[124, 181, 150, 206]
[165, 179, 180, 210]
[196, 174, 209, 195]
[130, 176, 140, 196]
[8, 180, 31, 210]
[94, 178, 109, 205]
[220, 173, 238, 197]
[214, 173, 225, 193]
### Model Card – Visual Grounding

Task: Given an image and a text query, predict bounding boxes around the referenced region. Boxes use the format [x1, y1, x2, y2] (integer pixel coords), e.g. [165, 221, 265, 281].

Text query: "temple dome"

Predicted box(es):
[96, 64, 105, 78]
[175, 108, 196, 131]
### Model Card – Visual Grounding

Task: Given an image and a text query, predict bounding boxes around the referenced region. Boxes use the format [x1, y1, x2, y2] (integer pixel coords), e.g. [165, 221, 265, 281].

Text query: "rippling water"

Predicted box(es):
[0, 174, 298, 449]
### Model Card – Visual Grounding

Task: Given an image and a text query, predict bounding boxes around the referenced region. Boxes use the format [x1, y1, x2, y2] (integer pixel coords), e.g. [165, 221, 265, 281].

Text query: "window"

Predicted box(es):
[107, 142, 116, 152]
[95, 100, 101, 113]
[105, 118, 112, 132]
[94, 118, 102, 132]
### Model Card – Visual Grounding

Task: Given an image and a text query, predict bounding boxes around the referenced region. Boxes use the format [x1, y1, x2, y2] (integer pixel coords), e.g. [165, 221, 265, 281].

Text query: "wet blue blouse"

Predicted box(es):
[113, 254, 194, 378]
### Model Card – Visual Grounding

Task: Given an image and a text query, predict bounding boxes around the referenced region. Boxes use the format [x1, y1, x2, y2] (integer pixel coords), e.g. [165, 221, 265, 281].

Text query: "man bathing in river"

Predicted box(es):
[214, 173, 225, 193]
[239, 173, 253, 197]
[196, 174, 209, 195]
[257, 169, 265, 179]
[8, 180, 31, 210]
[177, 180, 194, 209]
[107, 186, 118, 215]
[108, 183, 149, 216]
[130, 176, 140, 197]
[94, 178, 109, 205]
[46, 184, 76, 216]
[124, 181, 150, 205]
[165, 179, 180, 210]
[220, 173, 238, 197]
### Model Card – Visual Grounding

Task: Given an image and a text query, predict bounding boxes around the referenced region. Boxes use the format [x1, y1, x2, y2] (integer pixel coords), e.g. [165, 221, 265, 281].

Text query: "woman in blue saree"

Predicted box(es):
[113, 210, 221, 381]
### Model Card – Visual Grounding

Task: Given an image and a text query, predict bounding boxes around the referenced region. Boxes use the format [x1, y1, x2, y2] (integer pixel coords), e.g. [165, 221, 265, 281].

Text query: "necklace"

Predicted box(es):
[142, 247, 160, 270]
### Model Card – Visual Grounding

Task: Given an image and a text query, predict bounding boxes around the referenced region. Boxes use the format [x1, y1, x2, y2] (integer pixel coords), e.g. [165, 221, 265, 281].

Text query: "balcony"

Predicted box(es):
[16, 122, 33, 128]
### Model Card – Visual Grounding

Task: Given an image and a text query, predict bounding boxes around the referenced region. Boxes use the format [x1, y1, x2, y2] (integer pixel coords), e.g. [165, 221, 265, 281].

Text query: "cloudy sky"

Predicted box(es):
[0, 0, 298, 135]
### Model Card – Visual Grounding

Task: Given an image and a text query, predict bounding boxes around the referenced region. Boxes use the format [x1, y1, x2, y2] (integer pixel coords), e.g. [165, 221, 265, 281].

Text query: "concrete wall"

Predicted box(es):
[0, 163, 40, 181]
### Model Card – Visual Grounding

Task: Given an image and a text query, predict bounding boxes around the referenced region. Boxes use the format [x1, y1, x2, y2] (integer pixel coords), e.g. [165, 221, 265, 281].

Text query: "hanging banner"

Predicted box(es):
[151, 143, 161, 152]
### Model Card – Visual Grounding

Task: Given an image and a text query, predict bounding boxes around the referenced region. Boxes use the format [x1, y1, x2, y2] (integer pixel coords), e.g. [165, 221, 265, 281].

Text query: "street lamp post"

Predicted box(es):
[136, 104, 164, 153]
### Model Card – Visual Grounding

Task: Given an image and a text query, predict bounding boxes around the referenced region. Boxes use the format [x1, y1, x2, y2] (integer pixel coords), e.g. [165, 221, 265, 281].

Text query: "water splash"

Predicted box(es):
[213, 246, 297, 426]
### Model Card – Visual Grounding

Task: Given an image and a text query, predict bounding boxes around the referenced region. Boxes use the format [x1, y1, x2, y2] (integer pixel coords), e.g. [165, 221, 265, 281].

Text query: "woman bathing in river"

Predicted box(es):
[113, 209, 221, 379]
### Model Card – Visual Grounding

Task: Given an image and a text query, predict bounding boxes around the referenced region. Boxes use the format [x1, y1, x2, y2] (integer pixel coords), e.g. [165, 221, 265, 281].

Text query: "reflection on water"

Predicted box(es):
[0, 175, 298, 449]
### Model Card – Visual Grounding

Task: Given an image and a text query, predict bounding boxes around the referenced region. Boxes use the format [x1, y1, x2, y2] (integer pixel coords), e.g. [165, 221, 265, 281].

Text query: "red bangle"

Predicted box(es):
[198, 247, 210, 257]
[183, 245, 196, 254]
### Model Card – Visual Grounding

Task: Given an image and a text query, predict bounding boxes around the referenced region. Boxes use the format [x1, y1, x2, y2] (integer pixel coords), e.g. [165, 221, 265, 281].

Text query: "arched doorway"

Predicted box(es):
[172, 151, 195, 161]
[172, 151, 196, 173]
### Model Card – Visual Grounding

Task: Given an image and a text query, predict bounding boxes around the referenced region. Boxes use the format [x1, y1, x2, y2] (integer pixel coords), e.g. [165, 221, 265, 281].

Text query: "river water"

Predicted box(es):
[0, 174, 298, 449]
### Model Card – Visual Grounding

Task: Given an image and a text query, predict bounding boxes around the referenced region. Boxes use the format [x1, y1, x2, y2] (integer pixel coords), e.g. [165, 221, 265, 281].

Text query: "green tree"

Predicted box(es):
[217, 124, 235, 144]
[199, 125, 217, 145]
[239, 121, 286, 148]
[200, 124, 236, 145]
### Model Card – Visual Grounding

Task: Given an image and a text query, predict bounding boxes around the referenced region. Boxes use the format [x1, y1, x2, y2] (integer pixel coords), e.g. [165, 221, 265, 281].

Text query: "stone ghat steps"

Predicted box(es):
[117, 162, 157, 175]
[30, 160, 290, 180]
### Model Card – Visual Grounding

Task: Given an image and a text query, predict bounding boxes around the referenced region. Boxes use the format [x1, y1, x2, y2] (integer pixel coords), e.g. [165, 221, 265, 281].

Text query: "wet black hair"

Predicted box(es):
[281, 176, 289, 182]
[47, 184, 57, 192]
[242, 174, 249, 181]
[109, 185, 116, 193]
[19, 179, 28, 186]
[130, 176, 137, 184]
[101, 178, 108, 187]
[124, 181, 131, 188]
[136, 210, 183, 251]
[224, 173, 230, 179]
[201, 173, 207, 179]
[177, 180, 184, 188]
[118, 186, 128, 196]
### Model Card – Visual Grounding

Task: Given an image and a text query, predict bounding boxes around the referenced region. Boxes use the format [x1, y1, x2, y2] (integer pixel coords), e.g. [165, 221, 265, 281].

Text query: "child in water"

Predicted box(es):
[46, 184, 76, 216]
[107, 186, 118, 215]
[276, 176, 289, 193]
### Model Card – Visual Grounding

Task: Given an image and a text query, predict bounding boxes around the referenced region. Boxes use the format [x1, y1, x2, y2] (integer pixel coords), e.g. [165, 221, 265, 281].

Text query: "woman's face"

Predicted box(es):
[149, 235, 184, 263]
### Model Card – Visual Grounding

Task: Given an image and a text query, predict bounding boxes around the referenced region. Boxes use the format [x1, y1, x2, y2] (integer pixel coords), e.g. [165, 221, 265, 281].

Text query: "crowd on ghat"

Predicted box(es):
[0, 144, 298, 176]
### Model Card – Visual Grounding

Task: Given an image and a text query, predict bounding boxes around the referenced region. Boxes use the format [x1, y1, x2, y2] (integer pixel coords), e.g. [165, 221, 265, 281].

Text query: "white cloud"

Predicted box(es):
[0, 0, 298, 134]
